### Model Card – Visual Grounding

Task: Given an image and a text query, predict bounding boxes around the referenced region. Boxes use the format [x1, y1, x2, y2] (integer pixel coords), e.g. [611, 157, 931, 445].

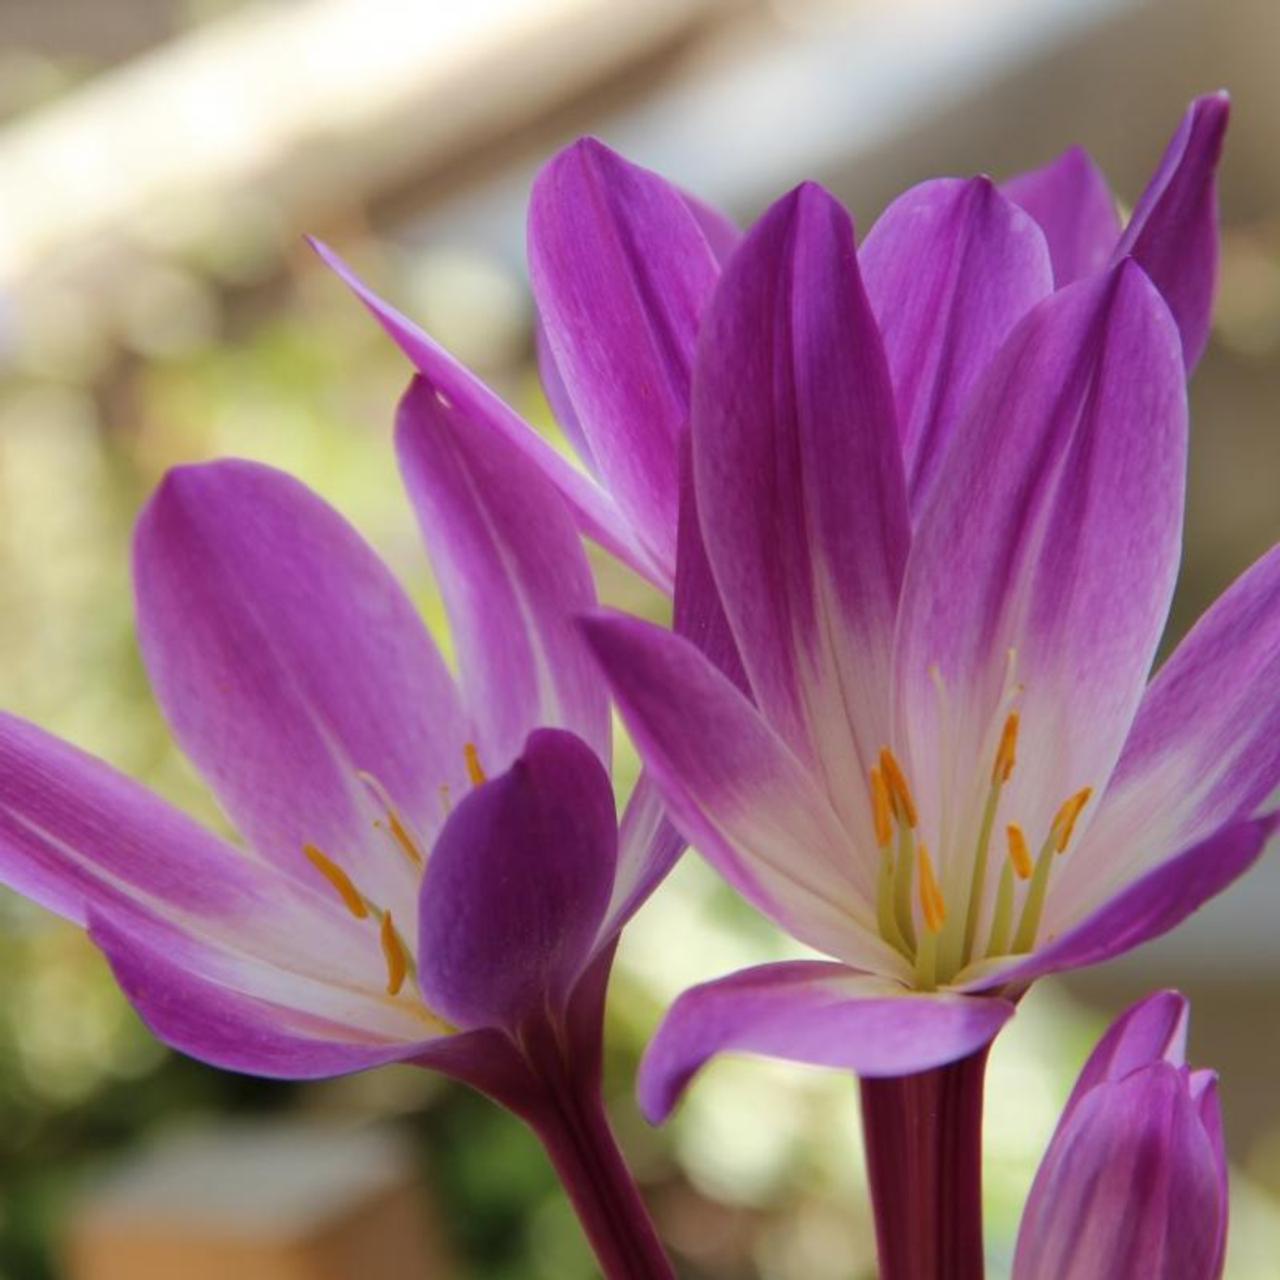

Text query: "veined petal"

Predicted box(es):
[0, 714, 443, 1066]
[693, 182, 909, 848]
[596, 433, 749, 945]
[1065, 542, 1280, 902]
[896, 263, 1186, 878]
[1062, 990, 1189, 1124]
[672, 431, 746, 690]
[528, 138, 722, 577]
[1001, 146, 1121, 286]
[860, 177, 1053, 505]
[582, 612, 903, 975]
[92, 904, 448, 1078]
[417, 730, 616, 1033]
[638, 961, 1015, 1123]
[1116, 93, 1230, 369]
[535, 321, 597, 473]
[310, 238, 662, 588]
[1190, 1071, 1230, 1278]
[134, 460, 464, 916]
[963, 815, 1276, 992]
[0, 712, 277, 928]
[396, 377, 609, 769]
[681, 190, 741, 265]
[1013, 1065, 1224, 1280]
[597, 773, 684, 946]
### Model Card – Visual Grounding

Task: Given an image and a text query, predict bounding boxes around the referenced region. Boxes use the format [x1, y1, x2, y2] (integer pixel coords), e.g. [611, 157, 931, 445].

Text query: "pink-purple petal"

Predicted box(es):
[1116, 93, 1230, 369]
[416, 729, 616, 1033]
[310, 238, 661, 587]
[1061, 989, 1189, 1123]
[969, 815, 1276, 992]
[581, 612, 904, 975]
[860, 176, 1054, 505]
[134, 460, 464, 913]
[600, 774, 685, 943]
[1001, 146, 1121, 287]
[692, 182, 909, 836]
[1075, 541, 1280, 889]
[0, 714, 416, 1029]
[91, 906, 443, 1079]
[535, 321, 597, 473]
[396, 377, 609, 769]
[638, 961, 1015, 1123]
[0, 712, 271, 927]
[1013, 1064, 1224, 1280]
[897, 263, 1187, 866]
[528, 138, 722, 578]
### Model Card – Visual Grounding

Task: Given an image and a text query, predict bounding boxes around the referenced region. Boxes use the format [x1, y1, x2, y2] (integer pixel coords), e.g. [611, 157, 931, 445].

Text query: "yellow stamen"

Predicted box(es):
[387, 810, 425, 867]
[986, 859, 1016, 958]
[380, 911, 409, 996]
[993, 712, 1020, 783]
[913, 845, 943, 990]
[1052, 787, 1093, 852]
[876, 847, 910, 957]
[1007, 823, 1034, 880]
[892, 824, 918, 950]
[464, 742, 487, 787]
[870, 766, 894, 848]
[303, 845, 368, 919]
[879, 747, 918, 828]
[439, 783, 452, 816]
[917, 843, 947, 934]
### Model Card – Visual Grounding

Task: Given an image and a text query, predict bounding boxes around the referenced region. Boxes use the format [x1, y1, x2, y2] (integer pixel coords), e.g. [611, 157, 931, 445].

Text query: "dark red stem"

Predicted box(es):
[516, 1016, 675, 1280]
[859, 1047, 990, 1280]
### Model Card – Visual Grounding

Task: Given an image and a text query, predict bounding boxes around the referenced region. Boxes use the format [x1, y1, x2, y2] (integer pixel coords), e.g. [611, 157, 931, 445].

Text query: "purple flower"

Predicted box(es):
[0, 384, 668, 1089]
[569, 141, 1277, 1119]
[1014, 991, 1228, 1279]
[314, 96, 1225, 600]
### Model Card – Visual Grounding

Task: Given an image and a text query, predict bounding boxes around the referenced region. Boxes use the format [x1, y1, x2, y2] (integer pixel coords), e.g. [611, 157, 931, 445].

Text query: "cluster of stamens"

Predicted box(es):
[870, 715, 1091, 991]
[298, 743, 489, 1023]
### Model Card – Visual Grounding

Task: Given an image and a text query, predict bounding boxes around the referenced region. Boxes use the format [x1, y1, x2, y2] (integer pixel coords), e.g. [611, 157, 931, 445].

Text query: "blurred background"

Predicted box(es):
[0, 0, 1277, 1275]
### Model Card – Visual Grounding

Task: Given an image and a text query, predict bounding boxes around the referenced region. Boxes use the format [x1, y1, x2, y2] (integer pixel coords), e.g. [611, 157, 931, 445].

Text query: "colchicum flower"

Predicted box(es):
[562, 100, 1280, 1119]
[0, 391, 676, 1275]
[315, 94, 1226, 608]
[1014, 991, 1227, 1280]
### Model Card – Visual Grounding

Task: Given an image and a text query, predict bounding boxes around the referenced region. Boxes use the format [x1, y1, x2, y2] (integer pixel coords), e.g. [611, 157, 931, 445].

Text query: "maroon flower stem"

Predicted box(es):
[516, 1017, 676, 1280]
[859, 1046, 991, 1280]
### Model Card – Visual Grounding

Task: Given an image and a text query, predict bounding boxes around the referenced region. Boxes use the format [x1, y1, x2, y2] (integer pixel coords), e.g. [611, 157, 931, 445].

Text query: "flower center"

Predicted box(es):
[870, 719, 1091, 991]
[297, 742, 489, 1030]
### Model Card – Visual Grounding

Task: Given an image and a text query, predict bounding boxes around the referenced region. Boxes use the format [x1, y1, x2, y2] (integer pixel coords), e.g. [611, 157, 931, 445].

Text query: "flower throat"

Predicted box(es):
[871, 715, 1091, 990]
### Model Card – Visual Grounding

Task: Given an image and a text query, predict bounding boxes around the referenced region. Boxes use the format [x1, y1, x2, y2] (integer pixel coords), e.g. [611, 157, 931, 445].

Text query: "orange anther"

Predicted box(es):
[387, 810, 424, 867]
[1006, 824, 1033, 879]
[1052, 788, 1093, 853]
[879, 748, 918, 828]
[303, 845, 369, 919]
[917, 843, 947, 933]
[993, 712, 1020, 783]
[464, 742, 487, 787]
[870, 767, 894, 848]
[380, 912, 409, 996]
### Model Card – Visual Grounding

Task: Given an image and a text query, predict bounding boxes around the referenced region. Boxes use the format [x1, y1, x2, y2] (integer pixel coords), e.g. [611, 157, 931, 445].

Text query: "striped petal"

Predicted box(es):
[895, 263, 1187, 883]
[638, 961, 1015, 1122]
[134, 460, 464, 918]
[528, 138, 722, 579]
[396, 376, 609, 769]
[582, 612, 903, 976]
[310, 238, 660, 587]
[1002, 146, 1121, 286]
[860, 177, 1053, 505]
[692, 182, 909, 852]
